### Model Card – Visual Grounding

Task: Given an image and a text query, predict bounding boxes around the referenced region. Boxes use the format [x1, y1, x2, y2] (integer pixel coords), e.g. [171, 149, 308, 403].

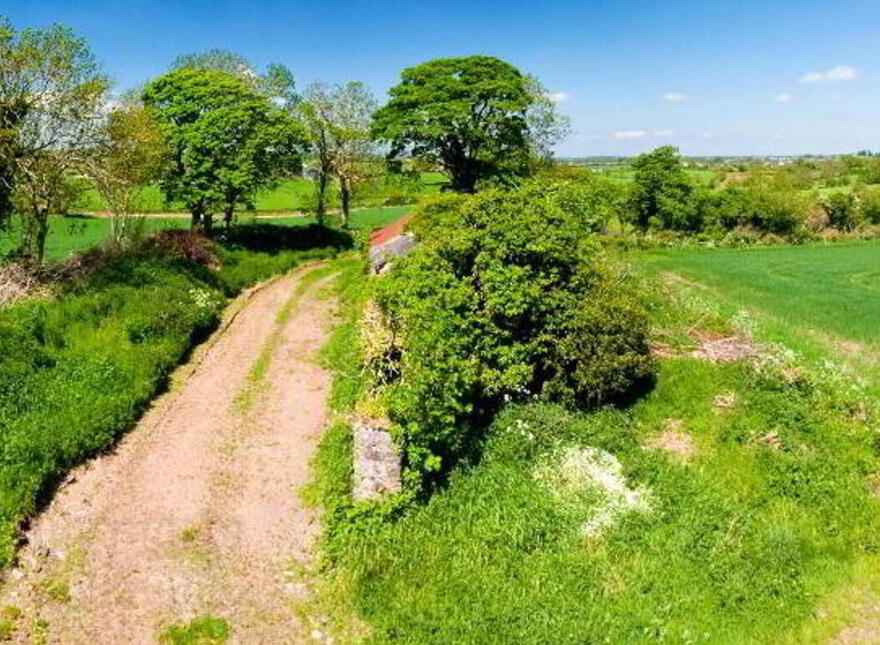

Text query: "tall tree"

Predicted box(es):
[171, 49, 299, 108]
[81, 105, 166, 244]
[373, 56, 562, 193]
[143, 68, 306, 233]
[299, 81, 377, 227]
[627, 146, 697, 231]
[0, 18, 109, 262]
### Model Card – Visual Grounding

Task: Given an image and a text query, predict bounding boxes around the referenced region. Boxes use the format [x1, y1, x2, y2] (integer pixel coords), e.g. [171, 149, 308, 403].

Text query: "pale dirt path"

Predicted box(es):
[0, 263, 338, 644]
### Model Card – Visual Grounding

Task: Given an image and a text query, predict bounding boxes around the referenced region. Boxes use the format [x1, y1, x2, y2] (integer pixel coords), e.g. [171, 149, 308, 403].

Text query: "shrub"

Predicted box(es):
[855, 186, 880, 224]
[625, 146, 704, 232]
[821, 191, 861, 232]
[374, 186, 655, 485]
[707, 183, 810, 235]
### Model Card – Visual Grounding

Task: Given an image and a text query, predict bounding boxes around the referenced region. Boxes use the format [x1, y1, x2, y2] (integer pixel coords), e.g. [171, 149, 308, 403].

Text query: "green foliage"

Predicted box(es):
[627, 146, 703, 232]
[855, 185, 880, 224]
[821, 191, 861, 232]
[159, 616, 229, 644]
[709, 182, 811, 235]
[142, 68, 306, 228]
[374, 186, 654, 484]
[0, 17, 109, 261]
[372, 56, 536, 193]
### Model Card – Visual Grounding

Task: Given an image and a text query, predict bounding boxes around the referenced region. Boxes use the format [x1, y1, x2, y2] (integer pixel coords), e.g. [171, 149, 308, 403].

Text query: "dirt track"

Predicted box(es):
[0, 264, 337, 643]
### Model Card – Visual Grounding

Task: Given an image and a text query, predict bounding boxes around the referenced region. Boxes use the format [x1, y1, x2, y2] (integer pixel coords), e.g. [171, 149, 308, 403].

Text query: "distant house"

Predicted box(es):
[302, 167, 321, 181]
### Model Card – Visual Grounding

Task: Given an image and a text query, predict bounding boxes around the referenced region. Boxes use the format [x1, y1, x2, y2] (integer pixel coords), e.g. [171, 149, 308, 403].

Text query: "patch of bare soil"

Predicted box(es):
[689, 330, 758, 363]
[644, 420, 696, 460]
[0, 264, 338, 643]
[712, 391, 738, 411]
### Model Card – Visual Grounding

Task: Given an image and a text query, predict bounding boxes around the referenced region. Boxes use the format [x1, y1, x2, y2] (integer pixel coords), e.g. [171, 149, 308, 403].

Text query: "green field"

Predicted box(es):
[72, 172, 447, 214]
[636, 242, 880, 395]
[0, 206, 410, 263]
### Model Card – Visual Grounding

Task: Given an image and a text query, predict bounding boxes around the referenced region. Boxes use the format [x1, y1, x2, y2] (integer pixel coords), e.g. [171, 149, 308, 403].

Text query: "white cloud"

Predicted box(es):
[661, 92, 686, 103]
[546, 91, 569, 103]
[614, 130, 649, 140]
[799, 65, 857, 83]
[653, 129, 674, 137]
[774, 93, 793, 103]
[772, 133, 783, 140]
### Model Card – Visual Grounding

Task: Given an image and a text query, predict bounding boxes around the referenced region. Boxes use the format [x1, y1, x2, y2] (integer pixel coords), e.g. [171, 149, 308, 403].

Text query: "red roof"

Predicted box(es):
[370, 214, 413, 248]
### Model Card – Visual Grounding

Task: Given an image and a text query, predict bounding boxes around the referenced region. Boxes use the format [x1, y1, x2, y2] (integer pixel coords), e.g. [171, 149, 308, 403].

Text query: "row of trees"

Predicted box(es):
[0, 16, 570, 263]
[625, 146, 880, 237]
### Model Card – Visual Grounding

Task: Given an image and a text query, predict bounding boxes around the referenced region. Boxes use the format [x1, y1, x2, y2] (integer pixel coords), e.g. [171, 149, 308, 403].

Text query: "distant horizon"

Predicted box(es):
[4, 0, 879, 157]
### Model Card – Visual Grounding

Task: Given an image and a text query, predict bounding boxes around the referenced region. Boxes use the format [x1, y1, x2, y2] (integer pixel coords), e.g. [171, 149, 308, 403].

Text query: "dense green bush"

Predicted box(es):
[856, 185, 880, 224]
[625, 146, 704, 232]
[374, 185, 655, 485]
[821, 191, 861, 232]
[707, 183, 811, 235]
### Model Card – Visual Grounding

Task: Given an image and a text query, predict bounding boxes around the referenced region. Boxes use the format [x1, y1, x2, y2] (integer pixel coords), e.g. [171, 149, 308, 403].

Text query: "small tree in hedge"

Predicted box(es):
[627, 146, 701, 232]
[822, 191, 860, 232]
[374, 186, 655, 486]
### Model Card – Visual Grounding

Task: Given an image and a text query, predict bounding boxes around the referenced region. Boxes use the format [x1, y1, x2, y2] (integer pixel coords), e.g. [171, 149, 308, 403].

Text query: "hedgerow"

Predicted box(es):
[373, 184, 655, 486]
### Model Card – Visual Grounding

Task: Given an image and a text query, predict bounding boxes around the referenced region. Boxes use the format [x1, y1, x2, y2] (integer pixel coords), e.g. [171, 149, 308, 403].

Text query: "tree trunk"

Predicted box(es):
[223, 206, 234, 229]
[315, 170, 328, 226]
[203, 213, 214, 237]
[340, 177, 351, 229]
[25, 206, 49, 264]
[190, 209, 203, 231]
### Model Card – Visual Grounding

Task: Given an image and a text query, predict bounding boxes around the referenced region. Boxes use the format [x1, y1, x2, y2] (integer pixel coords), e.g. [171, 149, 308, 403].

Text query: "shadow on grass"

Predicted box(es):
[218, 223, 354, 255]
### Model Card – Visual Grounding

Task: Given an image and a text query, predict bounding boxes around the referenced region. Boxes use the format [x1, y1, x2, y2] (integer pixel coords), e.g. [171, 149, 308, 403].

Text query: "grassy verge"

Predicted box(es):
[310, 249, 880, 643]
[0, 225, 351, 567]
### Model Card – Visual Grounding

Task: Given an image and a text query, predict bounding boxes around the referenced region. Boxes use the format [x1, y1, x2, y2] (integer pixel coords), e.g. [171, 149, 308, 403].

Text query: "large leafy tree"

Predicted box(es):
[372, 56, 563, 193]
[171, 49, 299, 108]
[142, 68, 306, 232]
[0, 18, 109, 262]
[627, 146, 699, 231]
[299, 81, 377, 227]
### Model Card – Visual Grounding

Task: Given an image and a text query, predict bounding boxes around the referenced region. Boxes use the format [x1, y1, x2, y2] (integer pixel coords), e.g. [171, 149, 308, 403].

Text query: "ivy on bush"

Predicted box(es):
[373, 185, 655, 486]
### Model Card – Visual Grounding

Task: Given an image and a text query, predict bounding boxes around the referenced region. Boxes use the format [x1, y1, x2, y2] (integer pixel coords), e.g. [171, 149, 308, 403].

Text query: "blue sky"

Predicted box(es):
[5, 0, 879, 156]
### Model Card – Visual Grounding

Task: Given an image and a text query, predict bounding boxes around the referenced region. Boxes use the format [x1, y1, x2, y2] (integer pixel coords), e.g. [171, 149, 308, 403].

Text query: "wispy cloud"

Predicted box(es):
[774, 93, 793, 103]
[799, 65, 857, 83]
[612, 129, 673, 140]
[546, 91, 569, 103]
[613, 130, 649, 140]
[661, 92, 686, 103]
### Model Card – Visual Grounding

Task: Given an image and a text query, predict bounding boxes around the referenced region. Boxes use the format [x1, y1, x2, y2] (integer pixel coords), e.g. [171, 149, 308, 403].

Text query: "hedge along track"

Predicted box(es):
[0, 262, 339, 644]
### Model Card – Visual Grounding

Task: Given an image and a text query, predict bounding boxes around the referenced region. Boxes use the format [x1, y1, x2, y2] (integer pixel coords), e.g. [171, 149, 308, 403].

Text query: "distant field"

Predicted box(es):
[637, 242, 880, 345]
[73, 172, 447, 214]
[589, 165, 719, 186]
[0, 206, 411, 263]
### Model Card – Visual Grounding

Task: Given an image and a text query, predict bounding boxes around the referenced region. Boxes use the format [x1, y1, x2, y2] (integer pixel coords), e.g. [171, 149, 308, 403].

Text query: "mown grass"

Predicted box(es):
[310, 246, 880, 644]
[0, 206, 409, 263]
[73, 172, 446, 214]
[0, 223, 355, 567]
